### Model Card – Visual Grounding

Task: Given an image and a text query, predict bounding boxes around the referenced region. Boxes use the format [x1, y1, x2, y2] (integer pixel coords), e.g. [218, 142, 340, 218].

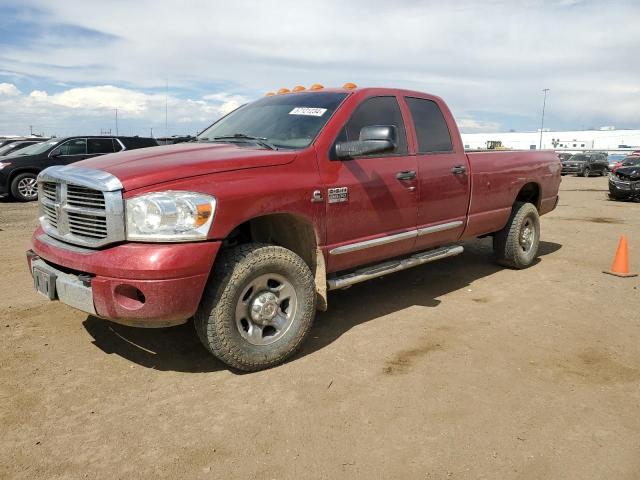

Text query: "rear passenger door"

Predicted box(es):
[404, 96, 471, 250]
[322, 96, 418, 272]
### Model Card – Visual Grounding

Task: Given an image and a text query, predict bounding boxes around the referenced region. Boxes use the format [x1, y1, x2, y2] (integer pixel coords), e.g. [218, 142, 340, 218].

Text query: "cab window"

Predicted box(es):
[405, 97, 453, 153]
[336, 96, 408, 156]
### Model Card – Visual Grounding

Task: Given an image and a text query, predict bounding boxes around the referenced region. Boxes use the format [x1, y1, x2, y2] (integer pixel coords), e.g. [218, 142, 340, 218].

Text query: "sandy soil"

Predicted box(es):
[1, 175, 639, 479]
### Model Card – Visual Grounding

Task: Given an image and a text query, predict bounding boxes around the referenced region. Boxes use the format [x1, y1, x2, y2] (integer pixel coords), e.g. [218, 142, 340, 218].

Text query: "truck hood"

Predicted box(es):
[75, 142, 297, 191]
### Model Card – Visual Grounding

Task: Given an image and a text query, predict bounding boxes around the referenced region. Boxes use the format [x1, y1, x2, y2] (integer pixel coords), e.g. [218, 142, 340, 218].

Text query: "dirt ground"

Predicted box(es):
[1, 175, 639, 479]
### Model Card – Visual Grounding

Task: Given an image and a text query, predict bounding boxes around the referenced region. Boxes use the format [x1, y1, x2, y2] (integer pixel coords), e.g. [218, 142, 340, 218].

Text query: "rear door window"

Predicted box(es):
[405, 97, 453, 153]
[88, 138, 116, 154]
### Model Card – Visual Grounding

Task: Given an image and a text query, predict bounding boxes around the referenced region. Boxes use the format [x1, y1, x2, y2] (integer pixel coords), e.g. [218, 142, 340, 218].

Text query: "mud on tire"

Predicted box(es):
[493, 202, 540, 269]
[195, 243, 316, 371]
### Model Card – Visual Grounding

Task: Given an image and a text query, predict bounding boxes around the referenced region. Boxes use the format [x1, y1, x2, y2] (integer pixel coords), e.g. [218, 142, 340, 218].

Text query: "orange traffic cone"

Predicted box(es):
[603, 236, 637, 277]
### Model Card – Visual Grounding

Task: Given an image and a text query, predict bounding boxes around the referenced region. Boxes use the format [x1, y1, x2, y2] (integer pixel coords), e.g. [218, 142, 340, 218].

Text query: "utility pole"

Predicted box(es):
[150, 127, 153, 138]
[29, 125, 33, 136]
[165, 78, 169, 139]
[115, 108, 119, 136]
[539, 88, 550, 149]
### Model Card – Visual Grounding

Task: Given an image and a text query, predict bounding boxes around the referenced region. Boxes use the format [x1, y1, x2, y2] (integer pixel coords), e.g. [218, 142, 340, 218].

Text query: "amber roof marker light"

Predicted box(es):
[265, 92, 275, 96]
[309, 83, 324, 90]
[343, 82, 358, 89]
[277, 88, 291, 94]
[292, 85, 305, 92]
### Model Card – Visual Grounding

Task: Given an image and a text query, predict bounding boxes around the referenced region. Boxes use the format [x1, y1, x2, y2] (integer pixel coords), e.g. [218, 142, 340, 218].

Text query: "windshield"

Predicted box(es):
[11, 139, 59, 156]
[621, 157, 640, 167]
[568, 155, 586, 162]
[0, 143, 22, 155]
[197, 92, 348, 149]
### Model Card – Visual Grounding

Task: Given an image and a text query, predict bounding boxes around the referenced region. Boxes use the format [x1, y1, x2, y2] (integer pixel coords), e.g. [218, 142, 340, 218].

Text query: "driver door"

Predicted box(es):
[319, 96, 418, 272]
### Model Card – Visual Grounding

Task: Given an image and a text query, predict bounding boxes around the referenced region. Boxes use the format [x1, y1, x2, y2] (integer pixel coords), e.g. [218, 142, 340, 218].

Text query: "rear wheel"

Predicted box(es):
[10, 173, 38, 202]
[493, 202, 540, 269]
[195, 243, 316, 371]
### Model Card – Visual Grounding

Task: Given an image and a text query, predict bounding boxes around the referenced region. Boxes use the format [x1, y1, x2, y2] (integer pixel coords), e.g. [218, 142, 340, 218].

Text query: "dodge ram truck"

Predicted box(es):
[27, 84, 561, 371]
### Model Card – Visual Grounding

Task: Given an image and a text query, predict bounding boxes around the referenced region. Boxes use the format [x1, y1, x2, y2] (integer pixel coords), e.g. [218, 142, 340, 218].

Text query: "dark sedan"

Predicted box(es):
[609, 157, 640, 200]
[0, 136, 158, 201]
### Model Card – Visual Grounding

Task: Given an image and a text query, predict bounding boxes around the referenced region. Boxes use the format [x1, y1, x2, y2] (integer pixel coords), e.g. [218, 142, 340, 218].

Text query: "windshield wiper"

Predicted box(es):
[211, 133, 277, 150]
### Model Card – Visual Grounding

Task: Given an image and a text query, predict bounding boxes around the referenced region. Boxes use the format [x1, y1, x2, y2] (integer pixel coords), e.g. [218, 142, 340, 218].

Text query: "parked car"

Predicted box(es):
[561, 153, 608, 176]
[0, 136, 158, 201]
[609, 156, 640, 200]
[0, 140, 46, 157]
[612, 155, 640, 173]
[607, 153, 627, 171]
[26, 86, 561, 371]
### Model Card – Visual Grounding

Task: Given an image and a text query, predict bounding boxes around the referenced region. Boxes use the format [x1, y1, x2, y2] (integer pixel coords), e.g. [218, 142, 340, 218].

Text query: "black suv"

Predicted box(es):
[561, 153, 609, 177]
[0, 136, 158, 201]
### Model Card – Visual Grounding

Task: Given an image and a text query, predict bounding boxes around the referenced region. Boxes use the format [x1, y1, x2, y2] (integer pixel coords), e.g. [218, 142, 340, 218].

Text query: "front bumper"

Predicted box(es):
[28, 229, 221, 327]
[609, 178, 640, 199]
[561, 165, 582, 174]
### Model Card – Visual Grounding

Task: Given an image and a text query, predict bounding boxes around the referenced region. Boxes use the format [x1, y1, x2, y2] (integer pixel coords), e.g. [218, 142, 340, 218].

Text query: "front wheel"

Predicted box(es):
[195, 243, 316, 371]
[582, 167, 590, 177]
[493, 202, 540, 269]
[10, 173, 39, 201]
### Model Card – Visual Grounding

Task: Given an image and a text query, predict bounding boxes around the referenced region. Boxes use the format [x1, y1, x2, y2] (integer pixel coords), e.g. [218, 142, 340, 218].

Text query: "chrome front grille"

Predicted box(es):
[66, 185, 106, 209]
[37, 166, 125, 248]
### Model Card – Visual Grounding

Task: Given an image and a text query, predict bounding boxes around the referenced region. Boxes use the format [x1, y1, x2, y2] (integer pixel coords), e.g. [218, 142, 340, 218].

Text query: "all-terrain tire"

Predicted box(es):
[493, 202, 540, 269]
[195, 243, 316, 371]
[582, 167, 590, 177]
[10, 173, 39, 202]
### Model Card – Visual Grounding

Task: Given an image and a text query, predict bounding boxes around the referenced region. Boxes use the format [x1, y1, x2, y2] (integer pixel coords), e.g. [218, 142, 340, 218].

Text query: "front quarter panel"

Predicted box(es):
[122, 149, 325, 244]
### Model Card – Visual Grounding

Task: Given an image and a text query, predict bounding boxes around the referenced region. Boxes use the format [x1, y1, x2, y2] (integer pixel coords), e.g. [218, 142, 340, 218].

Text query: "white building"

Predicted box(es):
[461, 128, 640, 152]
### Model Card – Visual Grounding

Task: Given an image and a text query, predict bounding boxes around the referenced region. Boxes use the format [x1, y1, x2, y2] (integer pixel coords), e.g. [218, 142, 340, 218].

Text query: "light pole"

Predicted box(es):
[539, 88, 549, 149]
[115, 108, 119, 136]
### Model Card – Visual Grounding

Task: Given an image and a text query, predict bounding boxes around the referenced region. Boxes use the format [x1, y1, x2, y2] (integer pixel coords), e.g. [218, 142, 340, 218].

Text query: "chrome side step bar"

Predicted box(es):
[327, 245, 464, 290]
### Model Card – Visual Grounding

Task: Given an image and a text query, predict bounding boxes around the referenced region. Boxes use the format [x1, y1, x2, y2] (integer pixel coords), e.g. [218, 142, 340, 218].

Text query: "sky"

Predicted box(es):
[0, 0, 638, 137]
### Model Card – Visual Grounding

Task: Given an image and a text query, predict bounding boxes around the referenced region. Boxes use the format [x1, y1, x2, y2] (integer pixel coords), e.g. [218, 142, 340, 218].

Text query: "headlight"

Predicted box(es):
[125, 191, 216, 242]
[0, 162, 11, 170]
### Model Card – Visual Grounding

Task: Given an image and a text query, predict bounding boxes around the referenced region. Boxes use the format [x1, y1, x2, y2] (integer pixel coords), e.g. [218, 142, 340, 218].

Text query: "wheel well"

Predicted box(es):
[222, 214, 328, 311]
[515, 182, 540, 210]
[9, 168, 41, 185]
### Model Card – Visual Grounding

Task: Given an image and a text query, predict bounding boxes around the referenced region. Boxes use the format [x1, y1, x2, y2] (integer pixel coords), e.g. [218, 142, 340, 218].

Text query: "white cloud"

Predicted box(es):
[0, 84, 243, 136]
[0, 83, 21, 96]
[457, 118, 502, 133]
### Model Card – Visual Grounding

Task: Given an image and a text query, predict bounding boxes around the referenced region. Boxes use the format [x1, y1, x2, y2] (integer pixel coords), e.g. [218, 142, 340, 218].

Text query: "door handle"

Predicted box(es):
[396, 170, 417, 181]
[451, 165, 467, 175]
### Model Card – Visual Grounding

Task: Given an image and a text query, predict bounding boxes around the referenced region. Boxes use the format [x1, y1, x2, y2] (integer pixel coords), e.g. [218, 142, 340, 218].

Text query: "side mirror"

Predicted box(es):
[335, 125, 397, 160]
[50, 149, 61, 157]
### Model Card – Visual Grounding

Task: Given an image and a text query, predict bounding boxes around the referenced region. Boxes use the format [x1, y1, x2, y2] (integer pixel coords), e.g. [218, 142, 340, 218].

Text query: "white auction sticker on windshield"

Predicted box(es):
[289, 107, 327, 116]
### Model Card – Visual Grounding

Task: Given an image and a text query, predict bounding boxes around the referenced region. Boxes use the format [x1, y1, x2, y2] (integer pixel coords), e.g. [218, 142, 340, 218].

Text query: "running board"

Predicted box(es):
[327, 245, 464, 290]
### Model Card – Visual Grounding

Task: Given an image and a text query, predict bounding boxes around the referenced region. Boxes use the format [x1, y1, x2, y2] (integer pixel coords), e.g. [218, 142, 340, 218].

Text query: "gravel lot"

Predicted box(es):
[1, 175, 639, 479]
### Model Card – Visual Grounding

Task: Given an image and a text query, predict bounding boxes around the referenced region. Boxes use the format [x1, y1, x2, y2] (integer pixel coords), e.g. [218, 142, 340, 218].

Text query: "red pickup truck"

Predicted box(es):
[27, 85, 561, 371]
